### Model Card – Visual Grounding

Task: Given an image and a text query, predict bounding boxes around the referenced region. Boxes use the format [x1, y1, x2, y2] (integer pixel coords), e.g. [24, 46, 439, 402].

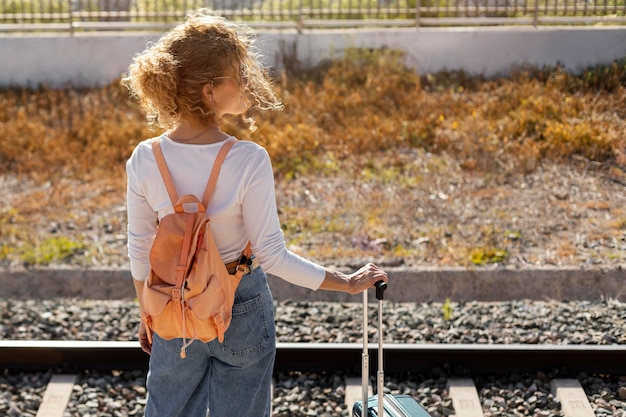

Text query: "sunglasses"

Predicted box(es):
[212, 65, 249, 88]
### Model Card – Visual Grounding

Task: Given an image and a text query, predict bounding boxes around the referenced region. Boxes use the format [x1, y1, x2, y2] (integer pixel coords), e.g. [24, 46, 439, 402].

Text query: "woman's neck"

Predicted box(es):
[166, 124, 228, 144]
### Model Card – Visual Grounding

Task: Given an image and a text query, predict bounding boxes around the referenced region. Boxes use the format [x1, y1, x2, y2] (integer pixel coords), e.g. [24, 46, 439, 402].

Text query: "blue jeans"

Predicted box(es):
[144, 267, 276, 417]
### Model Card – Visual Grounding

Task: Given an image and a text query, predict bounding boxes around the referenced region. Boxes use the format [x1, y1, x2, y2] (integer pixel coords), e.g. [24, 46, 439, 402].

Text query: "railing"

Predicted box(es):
[1, 0, 625, 33]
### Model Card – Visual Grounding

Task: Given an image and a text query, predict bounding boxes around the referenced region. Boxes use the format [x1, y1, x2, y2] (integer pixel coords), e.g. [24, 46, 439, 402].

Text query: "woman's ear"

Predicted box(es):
[202, 83, 213, 101]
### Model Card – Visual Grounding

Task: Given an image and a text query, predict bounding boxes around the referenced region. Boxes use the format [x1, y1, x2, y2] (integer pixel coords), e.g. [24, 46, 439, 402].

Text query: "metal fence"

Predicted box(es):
[1, 0, 625, 32]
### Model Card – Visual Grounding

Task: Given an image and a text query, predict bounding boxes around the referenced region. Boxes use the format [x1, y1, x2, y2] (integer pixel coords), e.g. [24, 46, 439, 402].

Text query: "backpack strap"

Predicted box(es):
[201, 138, 237, 207]
[152, 137, 247, 279]
[152, 139, 179, 207]
[151, 137, 237, 208]
[243, 241, 252, 258]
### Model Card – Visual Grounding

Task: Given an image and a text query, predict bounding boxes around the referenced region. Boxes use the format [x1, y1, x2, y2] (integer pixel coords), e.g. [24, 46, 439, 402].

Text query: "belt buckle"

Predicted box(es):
[237, 254, 258, 275]
[236, 263, 250, 275]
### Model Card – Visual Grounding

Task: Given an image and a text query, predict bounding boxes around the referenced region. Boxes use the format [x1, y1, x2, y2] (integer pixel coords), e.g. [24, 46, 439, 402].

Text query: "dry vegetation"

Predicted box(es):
[1, 48, 625, 270]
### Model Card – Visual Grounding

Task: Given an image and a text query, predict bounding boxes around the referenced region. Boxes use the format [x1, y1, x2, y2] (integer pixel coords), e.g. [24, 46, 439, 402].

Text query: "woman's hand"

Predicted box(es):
[319, 263, 388, 294]
[346, 263, 389, 294]
[138, 321, 152, 355]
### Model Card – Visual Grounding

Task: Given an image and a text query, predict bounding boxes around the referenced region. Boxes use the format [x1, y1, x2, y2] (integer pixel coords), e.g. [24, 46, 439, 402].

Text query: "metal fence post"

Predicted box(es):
[298, 0, 303, 33]
[533, 0, 538, 27]
[416, 0, 420, 28]
[68, 0, 74, 36]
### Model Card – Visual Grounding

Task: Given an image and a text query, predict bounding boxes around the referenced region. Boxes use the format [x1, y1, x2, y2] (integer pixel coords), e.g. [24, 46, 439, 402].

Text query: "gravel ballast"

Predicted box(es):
[1, 299, 623, 345]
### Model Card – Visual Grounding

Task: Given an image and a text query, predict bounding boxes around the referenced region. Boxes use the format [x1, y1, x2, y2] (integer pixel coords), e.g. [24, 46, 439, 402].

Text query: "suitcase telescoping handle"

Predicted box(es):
[375, 281, 387, 417]
[362, 281, 388, 417]
[362, 289, 369, 415]
[375, 280, 387, 301]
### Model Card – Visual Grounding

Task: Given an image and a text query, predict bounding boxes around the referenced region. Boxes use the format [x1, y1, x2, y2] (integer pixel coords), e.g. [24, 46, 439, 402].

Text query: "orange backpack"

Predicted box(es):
[141, 138, 252, 358]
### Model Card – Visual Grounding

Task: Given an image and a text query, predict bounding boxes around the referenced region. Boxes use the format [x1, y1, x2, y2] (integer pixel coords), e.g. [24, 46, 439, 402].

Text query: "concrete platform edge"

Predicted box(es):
[1, 267, 623, 302]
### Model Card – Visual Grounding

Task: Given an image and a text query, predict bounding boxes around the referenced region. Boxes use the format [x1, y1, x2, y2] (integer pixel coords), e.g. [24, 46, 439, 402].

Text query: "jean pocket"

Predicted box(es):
[221, 293, 272, 360]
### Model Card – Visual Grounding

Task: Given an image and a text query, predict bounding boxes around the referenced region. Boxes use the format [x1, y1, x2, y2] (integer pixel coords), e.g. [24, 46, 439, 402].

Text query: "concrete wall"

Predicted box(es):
[1, 26, 626, 88]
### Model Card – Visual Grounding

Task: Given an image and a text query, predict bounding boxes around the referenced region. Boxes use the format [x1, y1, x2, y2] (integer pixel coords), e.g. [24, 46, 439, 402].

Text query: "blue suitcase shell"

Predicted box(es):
[353, 393, 431, 417]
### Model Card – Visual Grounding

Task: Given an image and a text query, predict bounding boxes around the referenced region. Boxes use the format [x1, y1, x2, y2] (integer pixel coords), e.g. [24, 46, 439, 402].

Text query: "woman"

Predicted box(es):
[123, 9, 388, 417]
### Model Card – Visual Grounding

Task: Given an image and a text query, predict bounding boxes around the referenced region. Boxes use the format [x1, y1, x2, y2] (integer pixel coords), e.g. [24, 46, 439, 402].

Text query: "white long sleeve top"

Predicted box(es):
[126, 134, 326, 290]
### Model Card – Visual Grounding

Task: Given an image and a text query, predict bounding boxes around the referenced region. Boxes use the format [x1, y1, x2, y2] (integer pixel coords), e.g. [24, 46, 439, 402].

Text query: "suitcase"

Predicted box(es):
[352, 281, 432, 417]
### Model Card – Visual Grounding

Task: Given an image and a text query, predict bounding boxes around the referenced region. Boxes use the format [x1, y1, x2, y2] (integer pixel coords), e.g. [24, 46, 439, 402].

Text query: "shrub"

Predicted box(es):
[1, 50, 624, 180]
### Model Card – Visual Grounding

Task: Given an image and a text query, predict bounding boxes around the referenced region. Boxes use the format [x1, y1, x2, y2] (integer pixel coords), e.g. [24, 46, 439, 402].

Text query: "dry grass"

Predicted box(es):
[1, 48, 625, 268]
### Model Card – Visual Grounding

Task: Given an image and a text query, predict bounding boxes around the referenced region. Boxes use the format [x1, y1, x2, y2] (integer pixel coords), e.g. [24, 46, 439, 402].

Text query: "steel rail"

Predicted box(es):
[1, 341, 624, 375]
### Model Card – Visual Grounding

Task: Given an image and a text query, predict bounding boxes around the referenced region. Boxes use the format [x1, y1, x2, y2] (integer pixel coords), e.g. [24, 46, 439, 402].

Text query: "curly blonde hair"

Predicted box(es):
[122, 9, 283, 131]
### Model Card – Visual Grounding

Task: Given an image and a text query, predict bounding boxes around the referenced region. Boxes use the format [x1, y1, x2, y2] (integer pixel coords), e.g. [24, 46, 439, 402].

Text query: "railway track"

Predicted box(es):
[2, 340, 625, 374]
[2, 341, 625, 416]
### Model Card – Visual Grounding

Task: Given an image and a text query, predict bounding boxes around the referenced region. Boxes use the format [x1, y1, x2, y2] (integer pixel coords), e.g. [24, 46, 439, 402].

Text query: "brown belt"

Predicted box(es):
[225, 259, 240, 274]
[225, 256, 259, 275]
